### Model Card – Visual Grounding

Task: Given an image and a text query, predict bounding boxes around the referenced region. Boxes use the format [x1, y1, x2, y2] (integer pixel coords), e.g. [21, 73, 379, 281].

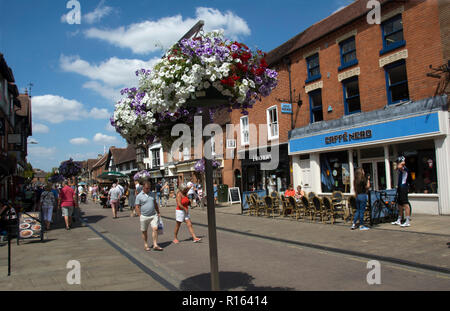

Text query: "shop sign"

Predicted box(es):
[8, 134, 21, 144]
[252, 154, 272, 162]
[325, 130, 372, 145]
[281, 103, 293, 114]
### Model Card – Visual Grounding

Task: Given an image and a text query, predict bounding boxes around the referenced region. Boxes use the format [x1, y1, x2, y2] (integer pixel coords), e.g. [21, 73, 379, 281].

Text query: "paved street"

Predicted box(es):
[1, 198, 449, 291]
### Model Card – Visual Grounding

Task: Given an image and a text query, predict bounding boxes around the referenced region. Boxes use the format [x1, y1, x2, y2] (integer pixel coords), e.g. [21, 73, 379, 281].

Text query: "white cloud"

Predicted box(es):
[89, 107, 111, 119]
[83, 81, 122, 102]
[84, 7, 251, 54]
[27, 138, 39, 144]
[70, 137, 90, 145]
[32, 95, 110, 124]
[84, 1, 113, 24]
[93, 133, 118, 144]
[61, 0, 113, 25]
[60, 55, 158, 87]
[28, 146, 57, 159]
[32, 123, 50, 134]
[68, 152, 102, 161]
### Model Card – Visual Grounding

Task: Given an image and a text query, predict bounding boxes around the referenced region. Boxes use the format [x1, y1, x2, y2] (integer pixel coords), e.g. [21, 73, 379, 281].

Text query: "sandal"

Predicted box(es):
[153, 246, 163, 251]
[144, 246, 151, 251]
[193, 238, 202, 243]
[172, 239, 180, 244]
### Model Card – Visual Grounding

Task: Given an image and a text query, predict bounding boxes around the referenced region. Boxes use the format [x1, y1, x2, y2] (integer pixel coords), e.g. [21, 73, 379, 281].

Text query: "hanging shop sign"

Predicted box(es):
[281, 103, 293, 114]
[325, 130, 372, 145]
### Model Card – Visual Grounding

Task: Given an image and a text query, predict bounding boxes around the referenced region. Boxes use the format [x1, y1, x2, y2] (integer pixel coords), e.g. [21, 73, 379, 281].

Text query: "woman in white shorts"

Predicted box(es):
[173, 184, 201, 244]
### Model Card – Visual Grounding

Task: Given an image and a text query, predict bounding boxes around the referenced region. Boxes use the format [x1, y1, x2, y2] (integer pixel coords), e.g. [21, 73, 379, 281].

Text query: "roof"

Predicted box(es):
[267, 0, 395, 65]
[92, 153, 108, 170]
[110, 145, 136, 165]
[0, 53, 15, 82]
[16, 94, 30, 117]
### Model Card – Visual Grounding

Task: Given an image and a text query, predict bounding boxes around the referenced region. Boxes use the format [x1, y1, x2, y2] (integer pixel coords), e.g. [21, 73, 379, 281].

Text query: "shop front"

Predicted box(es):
[289, 95, 450, 215]
[239, 144, 291, 194]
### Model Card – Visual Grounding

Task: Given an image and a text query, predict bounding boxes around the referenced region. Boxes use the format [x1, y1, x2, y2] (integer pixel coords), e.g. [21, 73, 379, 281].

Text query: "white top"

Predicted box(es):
[109, 187, 121, 201]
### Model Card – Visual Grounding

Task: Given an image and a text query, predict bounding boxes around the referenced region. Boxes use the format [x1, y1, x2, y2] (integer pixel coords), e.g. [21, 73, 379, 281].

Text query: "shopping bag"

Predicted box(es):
[157, 219, 164, 235]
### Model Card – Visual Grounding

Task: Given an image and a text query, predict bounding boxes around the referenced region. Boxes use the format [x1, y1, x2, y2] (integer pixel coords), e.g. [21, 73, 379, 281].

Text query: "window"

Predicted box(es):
[380, 15, 405, 55]
[211, 132, 216, 156]
[240, 116, 249, 146]
[343, 77, 361, 114]
[305, 53, 321, 83]
[339, 37, 358, 71]
[320, 151, 349, 193]
[266, 106, 278, 140]
[309, 90, 323, 123]
[385, 60, 409, 105]
[152, 148, 161, 168]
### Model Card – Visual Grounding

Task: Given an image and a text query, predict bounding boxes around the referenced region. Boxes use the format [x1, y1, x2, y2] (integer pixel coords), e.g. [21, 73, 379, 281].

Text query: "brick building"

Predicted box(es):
[229, 0, 449, 215]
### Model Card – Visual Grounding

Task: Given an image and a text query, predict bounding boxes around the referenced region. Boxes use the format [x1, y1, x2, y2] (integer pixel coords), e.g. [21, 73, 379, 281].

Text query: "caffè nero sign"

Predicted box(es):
[325, 130, 373, 145]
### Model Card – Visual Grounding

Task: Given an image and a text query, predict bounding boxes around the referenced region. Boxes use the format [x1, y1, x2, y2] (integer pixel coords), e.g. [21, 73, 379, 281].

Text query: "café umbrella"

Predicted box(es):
[97, 171, 128, 180]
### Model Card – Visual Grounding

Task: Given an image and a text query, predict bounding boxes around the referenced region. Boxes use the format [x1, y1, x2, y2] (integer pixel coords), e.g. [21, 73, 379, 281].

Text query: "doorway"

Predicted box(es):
[361, 160, 387, 191]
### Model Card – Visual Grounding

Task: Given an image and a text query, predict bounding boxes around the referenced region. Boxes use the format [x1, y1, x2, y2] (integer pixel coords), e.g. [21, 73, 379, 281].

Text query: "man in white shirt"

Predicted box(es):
[108, 184, 122, 219]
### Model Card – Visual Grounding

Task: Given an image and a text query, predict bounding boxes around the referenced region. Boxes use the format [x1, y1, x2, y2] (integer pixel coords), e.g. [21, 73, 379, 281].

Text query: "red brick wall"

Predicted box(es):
[225, 0, 445, 189]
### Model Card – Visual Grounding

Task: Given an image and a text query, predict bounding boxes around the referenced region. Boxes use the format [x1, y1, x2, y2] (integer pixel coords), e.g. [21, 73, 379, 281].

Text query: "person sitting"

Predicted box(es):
[295, 185, 305, 201]
[284, 185, 296, 198]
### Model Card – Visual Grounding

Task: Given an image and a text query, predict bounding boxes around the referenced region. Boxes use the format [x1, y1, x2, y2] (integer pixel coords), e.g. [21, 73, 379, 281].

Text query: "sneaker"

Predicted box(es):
[391, 220, 401, 225]
[351, 224, 356, 230]
[359, 226, 370, 231]
[400, 222, 410, 227]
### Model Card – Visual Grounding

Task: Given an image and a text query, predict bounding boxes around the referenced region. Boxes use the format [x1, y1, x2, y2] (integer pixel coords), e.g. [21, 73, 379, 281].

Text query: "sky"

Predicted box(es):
[0, 0, 354, 172]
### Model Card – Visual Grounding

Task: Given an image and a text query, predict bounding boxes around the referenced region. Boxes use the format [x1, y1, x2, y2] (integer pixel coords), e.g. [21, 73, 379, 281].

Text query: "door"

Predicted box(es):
[361, 160, 387, 191]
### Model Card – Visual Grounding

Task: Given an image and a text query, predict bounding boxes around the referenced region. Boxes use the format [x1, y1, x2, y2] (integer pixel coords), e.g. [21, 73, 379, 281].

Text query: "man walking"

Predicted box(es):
[155, 180, 162, 207]
[135, 182, 163, 251]
[392, 156, 412, 227]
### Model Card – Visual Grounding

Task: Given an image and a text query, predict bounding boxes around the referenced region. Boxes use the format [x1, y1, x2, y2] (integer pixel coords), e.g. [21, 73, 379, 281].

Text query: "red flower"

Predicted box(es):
[237, 63, 248, 72]
[232, 53, 239, 59]
[260, 58, 268, 68]
[255, 68, 265, 76]
[240, 52, 252, 62]
[221, 77, 235, 87]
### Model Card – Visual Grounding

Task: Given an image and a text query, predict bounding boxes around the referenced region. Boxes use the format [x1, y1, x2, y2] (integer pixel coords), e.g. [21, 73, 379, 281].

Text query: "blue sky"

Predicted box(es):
[0, 0, 353, 171]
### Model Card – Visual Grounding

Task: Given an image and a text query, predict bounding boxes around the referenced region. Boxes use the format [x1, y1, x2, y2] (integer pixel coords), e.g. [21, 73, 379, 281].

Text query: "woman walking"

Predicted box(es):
[39, 183, 57, 231]
[352, 168, 371, 231]
[128, 182, 137, 217]
[173, 184, 202, 244]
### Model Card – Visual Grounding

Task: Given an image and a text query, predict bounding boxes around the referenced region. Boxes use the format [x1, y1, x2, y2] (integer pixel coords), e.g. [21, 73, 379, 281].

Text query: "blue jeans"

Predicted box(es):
[156, 192, 161, 206]
[353, 194, 368, 226]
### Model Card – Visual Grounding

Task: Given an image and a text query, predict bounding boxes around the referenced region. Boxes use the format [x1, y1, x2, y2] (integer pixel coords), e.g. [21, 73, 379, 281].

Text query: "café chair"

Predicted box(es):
[288, 196, 303, 220]
[280, 195, 293, 217]
[311, 196, 325, 223]
[301, 196, 313, 221]
[264, 196, 278, 218]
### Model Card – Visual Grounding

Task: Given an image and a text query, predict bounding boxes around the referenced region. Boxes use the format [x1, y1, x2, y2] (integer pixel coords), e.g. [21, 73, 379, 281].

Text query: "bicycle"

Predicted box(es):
[371, 190, 412, 226]
[370, 190, 398, 226]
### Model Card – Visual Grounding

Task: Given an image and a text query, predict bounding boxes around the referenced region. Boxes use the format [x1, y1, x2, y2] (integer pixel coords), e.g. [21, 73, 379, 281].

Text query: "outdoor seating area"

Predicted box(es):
[244, 191, 369, 225]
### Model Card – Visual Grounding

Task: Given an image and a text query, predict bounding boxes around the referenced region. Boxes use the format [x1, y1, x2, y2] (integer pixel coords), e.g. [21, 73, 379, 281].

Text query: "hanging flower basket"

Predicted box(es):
[58, 158, 82, 178]
[112, 30, 278, 150]
[134, 170, 151, 182]
[194, 158, 221, 173]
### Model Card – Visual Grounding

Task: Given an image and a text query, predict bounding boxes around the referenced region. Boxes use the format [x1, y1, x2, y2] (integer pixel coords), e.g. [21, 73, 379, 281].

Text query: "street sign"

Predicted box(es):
[281, 103, 293, 114]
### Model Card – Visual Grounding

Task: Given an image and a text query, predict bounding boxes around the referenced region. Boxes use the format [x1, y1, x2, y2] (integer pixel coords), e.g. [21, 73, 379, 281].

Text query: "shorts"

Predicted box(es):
[61, 206, 74, 217]
[42, 206, 53, 222]
[397, 187, 409, 205]
[140, 214, 159, 232]
[176, 209, 190, 222]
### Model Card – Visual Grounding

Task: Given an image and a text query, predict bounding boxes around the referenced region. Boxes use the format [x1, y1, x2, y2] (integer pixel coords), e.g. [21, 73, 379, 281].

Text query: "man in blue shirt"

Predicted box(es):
[392, 156, 411, 227]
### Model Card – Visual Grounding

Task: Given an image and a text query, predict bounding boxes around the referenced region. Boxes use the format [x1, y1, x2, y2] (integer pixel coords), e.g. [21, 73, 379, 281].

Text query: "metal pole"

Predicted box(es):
[203, 110, 220, 291]
[7, 211, 11, 276]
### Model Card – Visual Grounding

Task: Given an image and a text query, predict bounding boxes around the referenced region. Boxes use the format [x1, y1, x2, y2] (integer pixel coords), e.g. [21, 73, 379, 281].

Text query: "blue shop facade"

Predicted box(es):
[289, 95, 450, 215]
